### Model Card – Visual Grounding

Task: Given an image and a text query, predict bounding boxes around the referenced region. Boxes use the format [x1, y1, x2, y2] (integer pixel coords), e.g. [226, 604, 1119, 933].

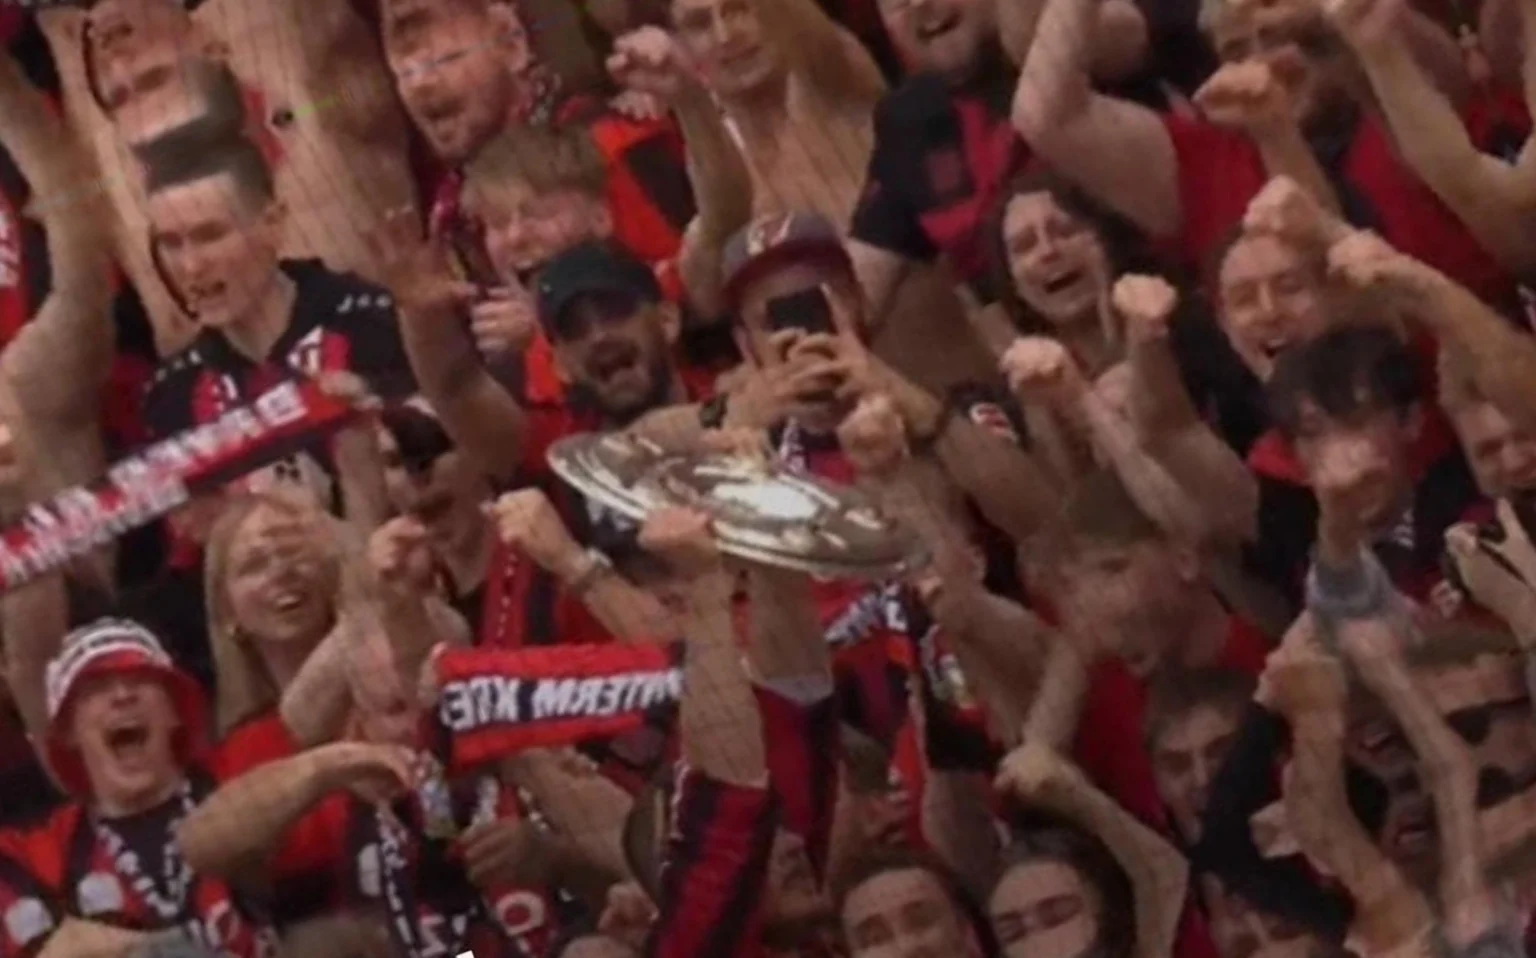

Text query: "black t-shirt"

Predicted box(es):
[850, 50, 1031, 303]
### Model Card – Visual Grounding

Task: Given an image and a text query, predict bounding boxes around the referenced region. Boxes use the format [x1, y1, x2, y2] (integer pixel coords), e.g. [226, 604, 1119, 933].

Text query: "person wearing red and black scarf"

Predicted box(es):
[136, 135, 415, 503]
[0, 619, 287, 958]
[376, 0, 696, 272]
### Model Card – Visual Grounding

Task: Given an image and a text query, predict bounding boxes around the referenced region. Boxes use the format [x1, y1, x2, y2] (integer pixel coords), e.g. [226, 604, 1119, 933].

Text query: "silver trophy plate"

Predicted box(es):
[548, 432, 926, 580]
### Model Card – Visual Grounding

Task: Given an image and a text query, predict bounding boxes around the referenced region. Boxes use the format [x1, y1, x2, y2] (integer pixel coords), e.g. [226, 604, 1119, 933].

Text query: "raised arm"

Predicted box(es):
[177, 741, 413, 885]
[0, 55, 113, 433]
[1332, 0, 1536, 273]
[608, 28, 755, 319]
[754, 0, 885, 106]
[1328, 228, 1536, 435]
[998, 742, 1190, 958]
[1012, 0, 1181, 237]
[367, 214, 530, 484]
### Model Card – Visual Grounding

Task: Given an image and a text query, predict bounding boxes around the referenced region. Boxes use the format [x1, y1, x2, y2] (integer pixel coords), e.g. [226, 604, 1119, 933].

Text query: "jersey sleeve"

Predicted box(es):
[645, 768, 777, 958]
[0, 832, 63, 958]
[753, 683, 838, 879]
[849, 101, 939, 264]
[341, 290, 417, 402]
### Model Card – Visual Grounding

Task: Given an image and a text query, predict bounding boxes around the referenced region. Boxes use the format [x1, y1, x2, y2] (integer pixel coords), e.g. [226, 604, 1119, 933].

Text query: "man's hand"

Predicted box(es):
[1327, 229, 1408, 288]
[1244, 175, 1337, 248]
[1112, 274, 1179, 347]
[607, 26, 695, 104]
[486, 489, 585, 581]
[469, 285, 538, 361]
[638, 507, 722, 581]
[726, 331, 848, 429]
[1193, 60, 1293, 134]
[459, 818, 543, 890]
[1446, 500, 1536, 640]
[1326, 0, 1406, 51]
[1264, 637, 1348, 724]
[838, 394, 910, 478]
[1000, 336, 1089, 411]
[369, 516, 436, 596]
[598, 882, 657, 951]
[314, 741, 417, 805]
[1311, 438, 1384, 560]
[365, 207, 478, 320]
[996, 740, 1077, 800]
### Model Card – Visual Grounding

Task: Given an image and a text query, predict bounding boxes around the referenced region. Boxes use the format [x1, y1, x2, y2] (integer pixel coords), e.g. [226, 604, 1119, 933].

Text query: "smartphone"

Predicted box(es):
[766, 288, 836, 336]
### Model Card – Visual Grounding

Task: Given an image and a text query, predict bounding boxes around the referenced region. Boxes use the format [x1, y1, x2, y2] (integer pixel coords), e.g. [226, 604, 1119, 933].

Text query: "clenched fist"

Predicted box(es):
[1194, 60, 1293, 133]
[1326, 229, 1406, 288]
[1111, 274, 1179, 346]
[1243, 175, 1334, 247]
[469, 285, 538, 360]
[638, 506, 720, 580]
[838, 394, 910, 478]
[607, 26, 695, 104]
[486, 489, 584, 579]
[1000, 336, 1088, 410]
[995, 740, 1077, 800]
[369, 516, 436, 596]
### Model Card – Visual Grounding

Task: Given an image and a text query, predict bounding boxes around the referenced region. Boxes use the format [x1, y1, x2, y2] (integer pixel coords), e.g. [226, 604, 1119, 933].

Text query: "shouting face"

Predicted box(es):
[471, 178, 612, 279]
[383, 0, 527, 164]
[68, 673, 183, 814]
[224, 502, 334, 650]
[549, 292, 678, 424]
[1216, 233, 1329, 381]
[878, 0, 996, 79]
[1001, 191, 1110, 331]
[147, 172, 283, 332]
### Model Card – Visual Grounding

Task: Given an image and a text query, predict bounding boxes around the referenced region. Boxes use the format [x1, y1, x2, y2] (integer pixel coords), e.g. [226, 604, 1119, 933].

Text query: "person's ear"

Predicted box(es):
[1170, 544, 1202, 583]
[261, 200, 288, 247]
[732, 325, 760, 367]
[552, 345, 575, 386]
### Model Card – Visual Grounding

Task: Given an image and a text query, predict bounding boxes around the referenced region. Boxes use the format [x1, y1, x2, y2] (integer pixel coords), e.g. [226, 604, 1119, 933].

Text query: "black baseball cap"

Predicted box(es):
[534, 241, 663, 338]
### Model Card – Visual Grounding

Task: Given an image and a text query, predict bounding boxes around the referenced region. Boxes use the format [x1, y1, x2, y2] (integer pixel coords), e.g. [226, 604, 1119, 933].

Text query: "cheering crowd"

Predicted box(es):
[2, 0, 1536, 954]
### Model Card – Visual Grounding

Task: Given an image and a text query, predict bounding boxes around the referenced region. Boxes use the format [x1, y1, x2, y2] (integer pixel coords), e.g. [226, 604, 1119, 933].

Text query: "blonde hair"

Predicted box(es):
[463, 124, 608, 211]
[203, 492, 345, 733]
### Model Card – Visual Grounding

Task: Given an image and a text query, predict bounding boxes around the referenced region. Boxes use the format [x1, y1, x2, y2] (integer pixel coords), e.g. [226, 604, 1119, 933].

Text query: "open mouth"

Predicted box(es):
[185, 280, 227, 310]
[270, 585, 313, 616]
[916, 11, 961, 41]
[590, 344, 641, 384]
[1042, 269, 1084, 295]
[105, 724, 150, 757]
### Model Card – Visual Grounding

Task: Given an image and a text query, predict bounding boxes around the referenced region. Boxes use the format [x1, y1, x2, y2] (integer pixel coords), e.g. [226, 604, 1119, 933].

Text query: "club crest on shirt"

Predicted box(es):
[77, 871, 124, 916]
[4, 897, 51, 945]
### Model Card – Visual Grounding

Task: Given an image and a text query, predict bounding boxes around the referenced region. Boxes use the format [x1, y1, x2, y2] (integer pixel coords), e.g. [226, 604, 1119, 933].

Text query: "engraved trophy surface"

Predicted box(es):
[547, 433, 925, 579]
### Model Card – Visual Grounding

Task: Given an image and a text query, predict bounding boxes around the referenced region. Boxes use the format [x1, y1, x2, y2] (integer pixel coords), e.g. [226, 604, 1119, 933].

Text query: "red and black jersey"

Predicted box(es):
[142, 258, 415, 441]
[0, 711, 298, 954]
[754, 687, 839, 880]
[645, 768, 778, 958]
[266, 767, 570, 958]
[850, 50, 1032, 304]
[0, 712, 298, 956]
